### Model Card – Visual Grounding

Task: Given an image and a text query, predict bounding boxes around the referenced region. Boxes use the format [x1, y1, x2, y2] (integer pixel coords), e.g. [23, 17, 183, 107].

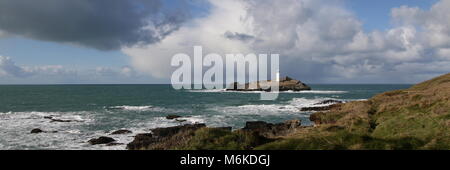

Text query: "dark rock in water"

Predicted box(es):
[314, 100, 343, 105]
[127, 124, 206, 150]
[106, 142, 124, 146]
[301, 106, 332, 112]
[111, 129, 132, 135]
[50, 118, 83, 123]
[50, 119, 73, 123]
[301, 104, 341, 112]
[31, 128, 44, 134]
[226, 76, 311, 92]
[43, 116, 53, 119]
[175, 119, 187, 122]
[126, 133, 154, 150]
[242, 120, 301, 138]
[166, 115, 182, 120]
[88, 136, 116, 145]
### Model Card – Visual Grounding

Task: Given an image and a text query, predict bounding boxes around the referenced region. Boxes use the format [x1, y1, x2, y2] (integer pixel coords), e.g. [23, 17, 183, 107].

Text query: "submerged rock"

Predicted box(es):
[30, 128, 44, 134]
[166, 115, 182, 120]
[226, 76, 311, 92]
[88, 136, 116, 145]
[110, 129, 132, 135]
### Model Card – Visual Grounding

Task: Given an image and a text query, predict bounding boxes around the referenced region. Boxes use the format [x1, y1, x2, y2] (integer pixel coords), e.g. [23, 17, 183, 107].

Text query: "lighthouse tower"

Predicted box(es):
[275, 69, 280, 82]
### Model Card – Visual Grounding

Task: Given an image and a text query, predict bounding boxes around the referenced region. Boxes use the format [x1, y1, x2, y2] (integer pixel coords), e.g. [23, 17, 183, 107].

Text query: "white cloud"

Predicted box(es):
[123, 0, 450, 83]
[123, 0, 253, 78]
[0, 56, 31, 77]
[0, 56, 154, 84]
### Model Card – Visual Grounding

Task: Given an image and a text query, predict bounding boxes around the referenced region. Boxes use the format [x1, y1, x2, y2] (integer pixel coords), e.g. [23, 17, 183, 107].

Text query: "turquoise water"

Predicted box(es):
[0, 84, 410, 150]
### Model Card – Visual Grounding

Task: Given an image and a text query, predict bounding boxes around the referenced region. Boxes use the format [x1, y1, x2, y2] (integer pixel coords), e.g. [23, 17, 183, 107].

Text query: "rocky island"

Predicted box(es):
[226, 76, 311, 92]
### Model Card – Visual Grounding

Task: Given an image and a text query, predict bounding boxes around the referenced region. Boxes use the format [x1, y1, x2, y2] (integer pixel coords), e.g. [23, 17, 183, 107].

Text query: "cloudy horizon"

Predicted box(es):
[1, 0, 449, 84]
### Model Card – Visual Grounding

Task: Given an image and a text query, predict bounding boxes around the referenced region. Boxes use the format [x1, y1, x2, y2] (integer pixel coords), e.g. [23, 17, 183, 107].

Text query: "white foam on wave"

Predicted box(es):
[108, 105, 156, 111]
[208, 97, 341, 117]
[106, 105, 188, 114]
[0, 111, 98, 150]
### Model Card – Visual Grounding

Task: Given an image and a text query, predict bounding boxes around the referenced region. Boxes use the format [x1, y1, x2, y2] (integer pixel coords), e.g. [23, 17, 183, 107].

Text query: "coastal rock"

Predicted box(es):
[151, 124, 206, 137]
[242, 120, 301, 138]
[127, 124, 206, 150]
[110, 129, 132, 135]
[301, 100, 342, 112]
[226, 76, 311, 92]
[50, 118, 81, 123]
[88, 136, 116, 145]
[106, 142, 124, 146]
[166, 115, 182, 120]
[30, 128, 44, 134]
[314, 100, 343, 105]
[301, 105, 334, 112]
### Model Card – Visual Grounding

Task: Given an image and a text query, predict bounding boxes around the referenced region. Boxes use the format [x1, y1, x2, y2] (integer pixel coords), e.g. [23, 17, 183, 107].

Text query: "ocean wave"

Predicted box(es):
[0, 111, 93, 122]
[208, 97, 343, 116]
[106, 105, 188, 114]
[107, 105, 157, 111]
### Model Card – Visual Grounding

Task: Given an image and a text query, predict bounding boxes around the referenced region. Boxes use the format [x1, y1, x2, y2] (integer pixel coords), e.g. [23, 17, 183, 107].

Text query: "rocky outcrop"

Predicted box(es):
[110, 129, 132, 135]
[126, 120, 302, 150]
[127, 124, 206, 150]
[242, 120, 302, 138]
[88, 136, 116, 145]
[226, 76, 311, 92]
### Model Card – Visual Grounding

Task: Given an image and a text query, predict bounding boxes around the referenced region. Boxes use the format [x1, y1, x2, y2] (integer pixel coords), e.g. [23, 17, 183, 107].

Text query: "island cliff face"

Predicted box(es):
[127, 73, 450, 150]
[226, 76, 311, 91]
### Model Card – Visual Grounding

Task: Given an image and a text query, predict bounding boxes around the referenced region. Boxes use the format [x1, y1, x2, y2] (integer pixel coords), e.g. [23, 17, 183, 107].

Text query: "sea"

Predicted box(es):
[0, 84, 410, 150]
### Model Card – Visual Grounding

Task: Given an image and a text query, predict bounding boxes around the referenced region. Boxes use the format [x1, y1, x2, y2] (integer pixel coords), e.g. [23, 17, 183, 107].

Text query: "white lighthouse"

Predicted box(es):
[275, 69, 280, 82]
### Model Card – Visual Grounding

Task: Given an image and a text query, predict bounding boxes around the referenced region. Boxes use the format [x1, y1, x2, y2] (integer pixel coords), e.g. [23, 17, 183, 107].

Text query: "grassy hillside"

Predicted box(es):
[256, 73, 450, 150]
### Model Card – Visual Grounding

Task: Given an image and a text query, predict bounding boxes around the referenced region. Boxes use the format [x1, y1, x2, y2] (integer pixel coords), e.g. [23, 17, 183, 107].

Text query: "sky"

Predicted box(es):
[0, 0, 448, 84]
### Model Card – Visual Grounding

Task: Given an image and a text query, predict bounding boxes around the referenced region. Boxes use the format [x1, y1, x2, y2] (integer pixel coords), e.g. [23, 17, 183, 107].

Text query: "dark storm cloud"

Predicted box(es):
[0, 0, 188, 50]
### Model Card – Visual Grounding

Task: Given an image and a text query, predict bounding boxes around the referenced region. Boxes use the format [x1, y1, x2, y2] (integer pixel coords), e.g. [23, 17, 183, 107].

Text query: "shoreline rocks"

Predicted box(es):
[110, 129, 132, 135]
[166, 115, 182, 120]
[126, 120, 302, 150]
[127, 124, 206, 150]
[88, 136, 116, 145]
